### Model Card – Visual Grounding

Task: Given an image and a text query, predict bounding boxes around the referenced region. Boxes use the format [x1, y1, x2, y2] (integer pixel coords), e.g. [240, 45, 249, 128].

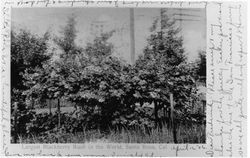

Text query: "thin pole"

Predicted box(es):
[160, 8, 163, 39]
[57, 98, 61, 143]
[57, 98, 61, 129]
[160, 9, 162, 40]
[154, 101, 160, 129]
[130, 8, 135, 65]
[170, 93, 177, 143]
[13, 103, 18, 143]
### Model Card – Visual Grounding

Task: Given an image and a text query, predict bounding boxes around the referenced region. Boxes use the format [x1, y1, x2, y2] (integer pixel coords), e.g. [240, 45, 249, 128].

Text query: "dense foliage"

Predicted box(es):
[11, 13, 206, 143]
[11, 30, 51, 142]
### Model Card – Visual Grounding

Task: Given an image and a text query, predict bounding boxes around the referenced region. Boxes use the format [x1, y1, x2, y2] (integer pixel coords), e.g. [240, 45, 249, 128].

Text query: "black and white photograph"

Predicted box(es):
[10, 8, 207, 144]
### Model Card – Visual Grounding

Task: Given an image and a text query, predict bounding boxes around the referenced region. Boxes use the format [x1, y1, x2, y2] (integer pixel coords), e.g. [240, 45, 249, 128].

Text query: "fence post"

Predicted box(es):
[57, 98, 61, 129]
[56, 98, 61, 143]
[170, 93, 177, 143]
[154, 101, 158, 128]
[13, 102, 18, 143]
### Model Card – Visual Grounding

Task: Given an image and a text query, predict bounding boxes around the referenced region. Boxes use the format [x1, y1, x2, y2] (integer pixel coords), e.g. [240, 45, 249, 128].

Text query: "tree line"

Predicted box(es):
[11, 13, 206, 142]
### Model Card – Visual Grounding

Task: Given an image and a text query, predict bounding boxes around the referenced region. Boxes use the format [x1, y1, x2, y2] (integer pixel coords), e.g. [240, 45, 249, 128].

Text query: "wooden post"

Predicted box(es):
[154, 101, 157, 127]
[170, 93, 177, 143]
[163, 104, 167, 123]
[13, 102, 18, 143]
[57, 98, 61, 129]
[154, 101, 159, 129]
[57, 98, 61, 143]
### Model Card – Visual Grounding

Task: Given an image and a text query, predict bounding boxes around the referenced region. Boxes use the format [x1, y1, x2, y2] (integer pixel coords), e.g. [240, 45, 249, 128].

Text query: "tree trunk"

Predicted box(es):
[57, 98, 61, 129]
[154, 101, 158, 128]
[154, 101, 162, 129]
[13, 103, 18, 143]
[167, 107, 171, 128]
[56, 98, 61, 143]
[170, 93, 177, 143]
[163, 104, 167, 124]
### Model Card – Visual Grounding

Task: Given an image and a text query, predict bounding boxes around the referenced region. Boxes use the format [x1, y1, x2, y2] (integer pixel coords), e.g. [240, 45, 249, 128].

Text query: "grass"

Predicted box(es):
[16, 123, 205, 144]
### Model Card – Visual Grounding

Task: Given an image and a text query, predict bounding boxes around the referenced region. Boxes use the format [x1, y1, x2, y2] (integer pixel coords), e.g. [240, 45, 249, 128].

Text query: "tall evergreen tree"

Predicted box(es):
[135, 9, 198, 124]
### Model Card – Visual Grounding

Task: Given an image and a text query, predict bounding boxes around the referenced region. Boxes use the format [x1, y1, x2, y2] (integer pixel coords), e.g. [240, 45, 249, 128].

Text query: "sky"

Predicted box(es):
[11, 8, 206, 63]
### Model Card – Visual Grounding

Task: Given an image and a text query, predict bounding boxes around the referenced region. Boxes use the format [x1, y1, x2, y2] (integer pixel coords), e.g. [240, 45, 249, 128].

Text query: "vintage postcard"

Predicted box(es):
[0, 0, 248, 157]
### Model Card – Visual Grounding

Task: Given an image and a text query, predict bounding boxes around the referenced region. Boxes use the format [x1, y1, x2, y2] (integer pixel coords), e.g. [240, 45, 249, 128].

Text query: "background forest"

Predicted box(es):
[11, 10, 206, 143]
